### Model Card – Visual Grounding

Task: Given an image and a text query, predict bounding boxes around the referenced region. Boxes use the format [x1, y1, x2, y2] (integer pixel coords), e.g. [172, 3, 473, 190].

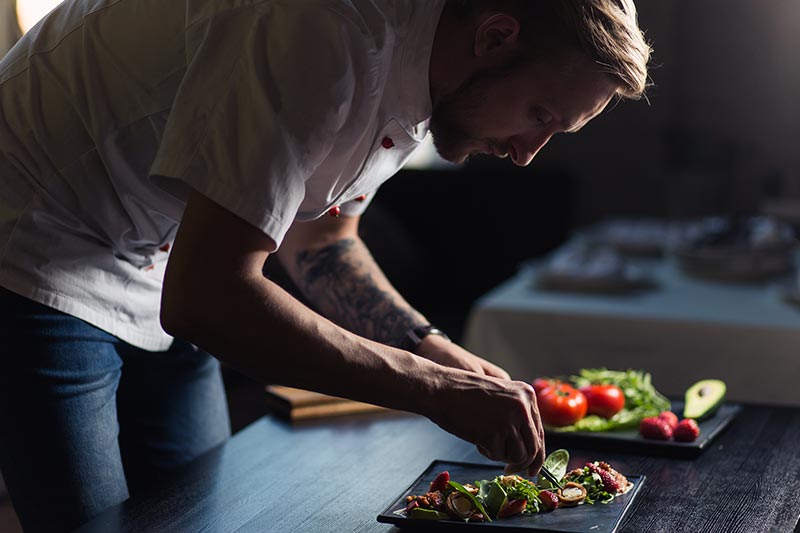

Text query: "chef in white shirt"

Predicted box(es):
[0, 0, 650, 529]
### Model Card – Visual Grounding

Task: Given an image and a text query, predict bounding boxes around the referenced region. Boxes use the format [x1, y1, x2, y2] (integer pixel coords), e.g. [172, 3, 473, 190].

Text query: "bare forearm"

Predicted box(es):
[163, 265, 439, 413]
[163, 191, 544, 475]
[284, 236, 427, 346]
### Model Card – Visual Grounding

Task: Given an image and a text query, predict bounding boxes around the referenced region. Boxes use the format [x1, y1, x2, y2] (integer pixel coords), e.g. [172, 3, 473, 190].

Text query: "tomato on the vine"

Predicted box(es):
[536, 383, 587, 427]
[579, 384, 625, 419]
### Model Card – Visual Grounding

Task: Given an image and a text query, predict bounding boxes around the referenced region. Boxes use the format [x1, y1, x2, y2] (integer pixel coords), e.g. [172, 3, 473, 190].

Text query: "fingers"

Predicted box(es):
[503, 426, 530, 474]
[482, 360, 511, 380]
[505, 400, 540, 474]
[507, 383, 545, 477]
[527, 440, 546, 477]
[486, 386, 543, 475]
[502, 425, 528, 473]
[527, 403, 547, 477]
[458, 378, 544, 478]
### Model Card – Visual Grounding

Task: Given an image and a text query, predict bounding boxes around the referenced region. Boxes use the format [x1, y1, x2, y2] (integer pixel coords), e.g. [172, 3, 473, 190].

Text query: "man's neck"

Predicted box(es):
[428, 4, 473, 108]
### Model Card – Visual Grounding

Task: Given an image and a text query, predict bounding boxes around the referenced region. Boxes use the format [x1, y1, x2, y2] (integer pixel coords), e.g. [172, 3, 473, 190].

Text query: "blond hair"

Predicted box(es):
[448, 0, 652, 99]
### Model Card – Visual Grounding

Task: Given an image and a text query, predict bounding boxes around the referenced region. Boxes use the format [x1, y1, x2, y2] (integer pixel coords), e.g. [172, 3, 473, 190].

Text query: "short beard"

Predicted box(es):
[429, 62, 520, 164]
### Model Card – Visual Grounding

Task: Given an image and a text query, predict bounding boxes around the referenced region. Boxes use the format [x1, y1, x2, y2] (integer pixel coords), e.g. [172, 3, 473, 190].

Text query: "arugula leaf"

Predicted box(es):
[496, 476, 542, 513]
[564, 465, 615, 505]
[555, 368, 671, 432]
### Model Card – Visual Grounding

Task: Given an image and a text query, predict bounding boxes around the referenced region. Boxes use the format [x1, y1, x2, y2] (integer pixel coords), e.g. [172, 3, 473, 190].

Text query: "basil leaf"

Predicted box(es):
[539, 449, 569, 488]
[448, 480, 492, 522]
[478, 480, 507, 519]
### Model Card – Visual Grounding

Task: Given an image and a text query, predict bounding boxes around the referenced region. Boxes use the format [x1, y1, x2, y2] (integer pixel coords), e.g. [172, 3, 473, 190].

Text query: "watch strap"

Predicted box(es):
[402, 324, 451, 353]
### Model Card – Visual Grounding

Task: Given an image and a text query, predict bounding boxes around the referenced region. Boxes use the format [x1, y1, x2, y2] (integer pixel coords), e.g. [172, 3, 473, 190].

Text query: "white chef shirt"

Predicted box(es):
[0, 0, 446, 350]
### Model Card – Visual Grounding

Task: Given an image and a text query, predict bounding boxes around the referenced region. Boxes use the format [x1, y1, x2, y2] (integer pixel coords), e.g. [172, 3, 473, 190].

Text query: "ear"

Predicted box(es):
[474, 13, 521, 58]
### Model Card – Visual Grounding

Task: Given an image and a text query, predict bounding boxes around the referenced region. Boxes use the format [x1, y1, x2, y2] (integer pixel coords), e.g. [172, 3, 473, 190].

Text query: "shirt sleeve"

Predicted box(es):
[150, 3, 371, 250]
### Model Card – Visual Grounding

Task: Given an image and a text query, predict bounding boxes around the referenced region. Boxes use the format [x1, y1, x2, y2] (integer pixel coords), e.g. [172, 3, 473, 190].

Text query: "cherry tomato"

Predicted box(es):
[537, 383, 588, 427]
[579, 384, 625, 419]
[532, 378, 556, 395]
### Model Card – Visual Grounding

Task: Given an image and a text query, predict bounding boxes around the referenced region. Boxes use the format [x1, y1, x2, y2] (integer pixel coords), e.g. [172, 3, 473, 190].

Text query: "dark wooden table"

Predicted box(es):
[75, 404, 800, 533]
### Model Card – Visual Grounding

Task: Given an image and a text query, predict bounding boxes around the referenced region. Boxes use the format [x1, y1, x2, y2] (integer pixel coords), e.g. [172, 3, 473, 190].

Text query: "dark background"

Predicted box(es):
[353, 0, 800, 343]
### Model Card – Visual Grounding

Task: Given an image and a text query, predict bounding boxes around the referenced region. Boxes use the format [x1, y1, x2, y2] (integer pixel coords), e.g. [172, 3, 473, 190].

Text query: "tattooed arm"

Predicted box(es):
[278, 215, 423, 346]
[276, 212, 510, 378]
[162, 190, 543, 475]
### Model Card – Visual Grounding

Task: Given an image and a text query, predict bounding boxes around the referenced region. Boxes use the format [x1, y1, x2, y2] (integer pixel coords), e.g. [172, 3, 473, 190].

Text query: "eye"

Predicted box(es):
[533, 107, 553, 126]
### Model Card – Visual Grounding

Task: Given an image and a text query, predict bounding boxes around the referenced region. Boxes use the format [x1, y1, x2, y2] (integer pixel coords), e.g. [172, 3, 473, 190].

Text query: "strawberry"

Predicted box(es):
[674, 418, 701, 442]
[585, 462, 624, 493]
[658, 411, 679, 430]
[429, 471, 450, 493]
[498, 499, 527, 518]
[639, 416, 673, 440]
[539, 490, 559, 510]
[594, 467, 623, 493]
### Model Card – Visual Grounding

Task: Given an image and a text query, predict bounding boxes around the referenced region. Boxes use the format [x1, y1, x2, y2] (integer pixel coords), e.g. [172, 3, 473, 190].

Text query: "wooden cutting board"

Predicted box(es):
[265, 385, 387, 421]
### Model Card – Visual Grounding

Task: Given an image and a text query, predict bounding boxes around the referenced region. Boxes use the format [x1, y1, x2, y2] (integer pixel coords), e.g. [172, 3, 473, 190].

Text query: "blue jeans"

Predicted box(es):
[0, 288, 231, 532]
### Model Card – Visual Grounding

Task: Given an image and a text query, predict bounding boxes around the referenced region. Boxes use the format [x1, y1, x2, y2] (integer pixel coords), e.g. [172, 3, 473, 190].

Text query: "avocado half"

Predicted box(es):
[683, 379, 726, 420]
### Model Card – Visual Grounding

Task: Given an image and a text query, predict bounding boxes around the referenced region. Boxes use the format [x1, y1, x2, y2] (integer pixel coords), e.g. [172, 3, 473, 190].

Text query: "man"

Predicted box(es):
[0, 0, 650, 530]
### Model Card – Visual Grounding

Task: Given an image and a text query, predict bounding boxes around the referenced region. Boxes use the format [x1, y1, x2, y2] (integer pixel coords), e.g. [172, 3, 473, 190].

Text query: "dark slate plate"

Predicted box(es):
[377, 460, 645, 532]
[545, 402, 741, 459]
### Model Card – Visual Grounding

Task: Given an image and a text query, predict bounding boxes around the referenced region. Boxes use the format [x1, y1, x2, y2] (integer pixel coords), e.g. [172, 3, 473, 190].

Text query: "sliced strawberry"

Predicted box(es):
[498, 498, 527, 518]
[429, 471, 450, 493]
[539, 490, 559, 510]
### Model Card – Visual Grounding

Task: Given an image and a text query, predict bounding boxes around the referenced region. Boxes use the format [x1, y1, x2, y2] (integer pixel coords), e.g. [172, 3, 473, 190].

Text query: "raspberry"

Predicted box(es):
[539, 490, 559, 510]
[658, 411, 679, 430]
[639, 416, 673, 440]
[674, 418, 701, 442]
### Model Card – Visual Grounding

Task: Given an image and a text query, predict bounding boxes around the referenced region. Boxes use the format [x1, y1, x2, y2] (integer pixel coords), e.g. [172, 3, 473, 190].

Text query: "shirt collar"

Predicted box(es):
[386, 0, 446, 136]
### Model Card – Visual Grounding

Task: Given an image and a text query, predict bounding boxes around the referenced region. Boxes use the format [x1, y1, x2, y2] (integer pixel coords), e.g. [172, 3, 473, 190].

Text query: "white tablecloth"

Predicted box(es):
[464, 258, 800, 406]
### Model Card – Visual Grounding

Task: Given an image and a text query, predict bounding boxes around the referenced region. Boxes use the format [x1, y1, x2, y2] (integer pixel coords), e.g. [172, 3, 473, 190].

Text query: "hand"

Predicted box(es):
[416, 334, 511, 380]
[426, 370, 546, 477]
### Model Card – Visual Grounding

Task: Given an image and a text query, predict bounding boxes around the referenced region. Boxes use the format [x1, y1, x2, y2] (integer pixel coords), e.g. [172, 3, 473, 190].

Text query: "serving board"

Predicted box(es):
[545, 402, 741, 459]
[264, 386, 387, 421]
[377, 460, 645, 532]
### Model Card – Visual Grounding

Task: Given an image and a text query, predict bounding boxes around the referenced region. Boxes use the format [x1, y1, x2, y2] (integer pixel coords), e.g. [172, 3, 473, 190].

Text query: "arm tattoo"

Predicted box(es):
[295, 238, 420, 346]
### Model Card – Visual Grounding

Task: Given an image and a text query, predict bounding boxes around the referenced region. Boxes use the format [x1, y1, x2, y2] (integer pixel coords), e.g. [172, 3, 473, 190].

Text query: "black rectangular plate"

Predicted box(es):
[377, 460, 645, 532]
[545, 402, 741, 459]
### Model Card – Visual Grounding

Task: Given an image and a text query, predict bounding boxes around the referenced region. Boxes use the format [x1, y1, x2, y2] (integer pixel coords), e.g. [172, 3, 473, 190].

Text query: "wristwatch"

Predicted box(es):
[402, 324, 451, 353]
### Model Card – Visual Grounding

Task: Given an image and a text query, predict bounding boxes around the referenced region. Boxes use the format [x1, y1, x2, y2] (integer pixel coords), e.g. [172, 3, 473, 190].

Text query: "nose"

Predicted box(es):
[511, 133, 553, 167]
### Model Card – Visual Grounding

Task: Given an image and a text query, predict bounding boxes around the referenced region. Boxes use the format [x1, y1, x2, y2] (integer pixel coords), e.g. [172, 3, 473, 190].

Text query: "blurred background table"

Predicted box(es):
[464, 254, 800, 407]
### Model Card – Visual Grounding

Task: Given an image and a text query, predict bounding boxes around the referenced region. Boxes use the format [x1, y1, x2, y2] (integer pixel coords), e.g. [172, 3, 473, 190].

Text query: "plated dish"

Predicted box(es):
[378, 456, 645, 532]
[545, 402, 741, 459]
[533, 369, 739, 458]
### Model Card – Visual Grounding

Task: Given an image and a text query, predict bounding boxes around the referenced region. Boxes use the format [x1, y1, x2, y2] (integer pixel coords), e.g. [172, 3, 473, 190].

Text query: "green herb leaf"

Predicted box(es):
[495, 475, 541, 513]
[477, 480, 507, 519]
[555, 368, 671, 432]
[539, 449, 569, 488]
[448, 481, 492, 522]
[410, 508, 450, 520]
